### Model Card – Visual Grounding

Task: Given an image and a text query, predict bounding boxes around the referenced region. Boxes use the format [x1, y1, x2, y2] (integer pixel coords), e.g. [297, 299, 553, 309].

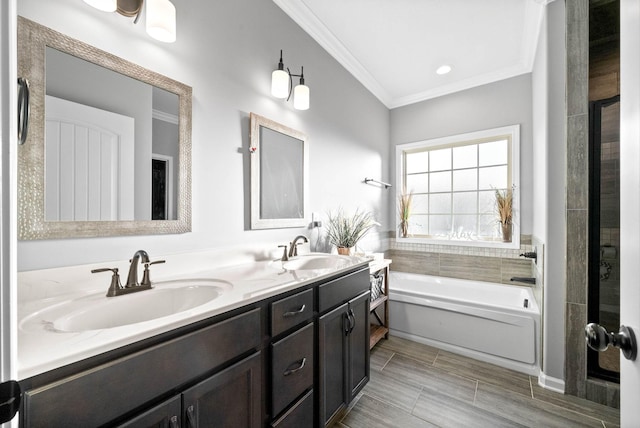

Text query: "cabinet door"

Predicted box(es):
[182, 352, 262, 428]
[348, 291, 370, 401]
[118, 396, 181, 428]
[318, 303, 348, 426]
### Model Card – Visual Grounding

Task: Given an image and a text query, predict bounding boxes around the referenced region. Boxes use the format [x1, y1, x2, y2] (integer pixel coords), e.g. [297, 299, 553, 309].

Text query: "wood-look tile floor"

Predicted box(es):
[337, 336, 620, 428]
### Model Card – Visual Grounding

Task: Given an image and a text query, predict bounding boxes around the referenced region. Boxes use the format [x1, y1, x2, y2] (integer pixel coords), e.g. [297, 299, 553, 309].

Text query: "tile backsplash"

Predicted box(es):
[385, 235, 536, 286]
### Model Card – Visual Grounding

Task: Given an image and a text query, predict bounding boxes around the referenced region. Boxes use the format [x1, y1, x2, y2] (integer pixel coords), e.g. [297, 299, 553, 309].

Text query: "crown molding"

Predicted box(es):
[273, 0, 393, 107]
[274, 0, 548, 109]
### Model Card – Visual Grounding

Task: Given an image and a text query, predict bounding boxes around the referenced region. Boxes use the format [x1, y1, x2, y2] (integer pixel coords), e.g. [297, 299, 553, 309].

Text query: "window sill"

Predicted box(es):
[395, 234, 521, 250]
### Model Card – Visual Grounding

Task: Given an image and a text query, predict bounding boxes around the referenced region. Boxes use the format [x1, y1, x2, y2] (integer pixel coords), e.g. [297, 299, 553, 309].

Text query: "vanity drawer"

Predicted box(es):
[318, 267, 369, 313]
[271, 389, 314, 428]
[23, 308, 261, 428]
[271, 322, 314, 417]
[271, 288, 314, 336]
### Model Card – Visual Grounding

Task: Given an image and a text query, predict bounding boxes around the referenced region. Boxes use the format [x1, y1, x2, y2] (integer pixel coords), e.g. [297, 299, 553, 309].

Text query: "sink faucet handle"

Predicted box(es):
[141, 260, 166, 287]
[91, 267, 122, 297]
[278, 245, 289, 261]
[292, 242, 305, 257]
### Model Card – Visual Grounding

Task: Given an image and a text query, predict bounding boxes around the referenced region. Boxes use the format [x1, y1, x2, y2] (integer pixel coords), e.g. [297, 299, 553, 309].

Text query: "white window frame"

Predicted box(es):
[395, 124, 520, 249]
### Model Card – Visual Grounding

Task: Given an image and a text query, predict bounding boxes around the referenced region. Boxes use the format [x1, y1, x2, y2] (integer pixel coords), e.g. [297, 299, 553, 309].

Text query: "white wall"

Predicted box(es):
[536, 0, 567, 385]
[16, 0, 390, 270]
[389, 74, 534, 235]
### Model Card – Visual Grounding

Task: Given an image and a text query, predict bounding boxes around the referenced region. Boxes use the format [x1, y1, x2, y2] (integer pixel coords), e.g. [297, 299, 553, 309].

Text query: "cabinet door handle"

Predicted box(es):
[348, 308, 355, 334]
[186, 405, 195, 428]
[283, 357, 306, 376]
[169, 415, 180, 428]
[343, 312, 350, 334]
[282, 304, 306, 317]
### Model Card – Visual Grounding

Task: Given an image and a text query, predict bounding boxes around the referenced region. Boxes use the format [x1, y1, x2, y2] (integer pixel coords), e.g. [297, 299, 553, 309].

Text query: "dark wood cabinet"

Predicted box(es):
[318, 290, 370, 426]
[20, 264, 371, 428]
[182, 352, 262, 428]
[120, 353, 262, 428]
[118, 396, 181, 428]
[269, 287, 315, 425]
[347, 291, 370, 400]
[22, 309, 261, 427]
[318, 302, 349, 425]
[271, 323, 314, 417]
[270, 389, 314, 428]
[270, 288, 314, 337]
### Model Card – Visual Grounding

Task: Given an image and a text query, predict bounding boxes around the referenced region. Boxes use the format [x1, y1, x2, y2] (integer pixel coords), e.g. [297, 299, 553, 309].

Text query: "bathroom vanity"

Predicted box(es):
[17, 254, 371, 427]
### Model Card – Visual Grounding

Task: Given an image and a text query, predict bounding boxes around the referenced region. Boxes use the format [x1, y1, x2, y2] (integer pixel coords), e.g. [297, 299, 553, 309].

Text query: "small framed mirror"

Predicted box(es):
[250, 113, 308, 229]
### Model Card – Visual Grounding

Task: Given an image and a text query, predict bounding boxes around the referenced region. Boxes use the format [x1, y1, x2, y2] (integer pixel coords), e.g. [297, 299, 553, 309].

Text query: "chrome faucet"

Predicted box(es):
[288, 235, 309, 258]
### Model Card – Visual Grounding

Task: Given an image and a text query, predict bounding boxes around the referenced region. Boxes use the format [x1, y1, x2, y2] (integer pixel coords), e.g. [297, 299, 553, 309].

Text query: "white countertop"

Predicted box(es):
[18, 249, 371, 380]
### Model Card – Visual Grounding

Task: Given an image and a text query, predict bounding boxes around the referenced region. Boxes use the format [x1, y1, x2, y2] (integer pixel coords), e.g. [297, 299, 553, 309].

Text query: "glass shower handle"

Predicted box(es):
[585, 323, 637, 361]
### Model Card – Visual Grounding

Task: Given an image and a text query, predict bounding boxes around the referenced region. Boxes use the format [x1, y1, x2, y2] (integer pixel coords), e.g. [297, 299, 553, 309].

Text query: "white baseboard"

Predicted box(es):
[538, 371, 565, 393]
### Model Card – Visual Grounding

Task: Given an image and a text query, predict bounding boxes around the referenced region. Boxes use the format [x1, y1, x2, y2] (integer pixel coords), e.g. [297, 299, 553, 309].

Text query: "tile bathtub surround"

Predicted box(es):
[389, 234, 534, 258]
[338, 337, 619, 428]
[386, 235, 535, 286]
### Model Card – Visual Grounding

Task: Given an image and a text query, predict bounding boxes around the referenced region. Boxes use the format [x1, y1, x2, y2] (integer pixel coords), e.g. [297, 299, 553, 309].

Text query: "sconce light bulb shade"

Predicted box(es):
[146, 0, 177, 43]
[83, 0, 117, 12]
[271, 69, 289, 99]
[293, 84, 309, 110]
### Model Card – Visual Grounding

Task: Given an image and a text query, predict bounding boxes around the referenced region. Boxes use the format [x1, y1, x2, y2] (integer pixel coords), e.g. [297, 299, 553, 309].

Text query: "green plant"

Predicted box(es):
[325, 209, 376, 249]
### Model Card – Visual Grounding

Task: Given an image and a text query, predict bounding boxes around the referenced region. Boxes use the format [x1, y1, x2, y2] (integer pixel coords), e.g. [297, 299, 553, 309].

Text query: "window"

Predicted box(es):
[396, 125, 520, 248]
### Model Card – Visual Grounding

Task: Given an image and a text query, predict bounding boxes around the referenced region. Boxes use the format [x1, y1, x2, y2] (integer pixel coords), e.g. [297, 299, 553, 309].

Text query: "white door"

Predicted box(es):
[619, 0, 640, 424]
[45, 96, 135, 221]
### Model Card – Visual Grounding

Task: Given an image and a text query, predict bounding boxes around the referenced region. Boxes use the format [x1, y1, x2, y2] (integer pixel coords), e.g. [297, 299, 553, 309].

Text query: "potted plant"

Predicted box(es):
[325, 209, 377, 255]
[398, 189, 413, 238]
[495, 187, 513, 242]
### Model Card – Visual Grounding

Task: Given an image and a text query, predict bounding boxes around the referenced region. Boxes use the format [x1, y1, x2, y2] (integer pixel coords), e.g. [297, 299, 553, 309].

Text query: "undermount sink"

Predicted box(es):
[27, 279, 232, 333]
[281, 254, 351, 271]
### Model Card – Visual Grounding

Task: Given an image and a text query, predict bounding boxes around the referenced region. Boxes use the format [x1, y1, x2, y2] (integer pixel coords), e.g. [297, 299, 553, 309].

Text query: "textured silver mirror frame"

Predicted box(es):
[17, 17, 192, 239]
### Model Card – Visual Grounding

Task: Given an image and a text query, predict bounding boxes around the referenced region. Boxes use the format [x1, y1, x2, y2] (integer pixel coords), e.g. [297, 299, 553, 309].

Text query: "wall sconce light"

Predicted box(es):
[271, 50, 310, 110]
[82, 0, 176, 43]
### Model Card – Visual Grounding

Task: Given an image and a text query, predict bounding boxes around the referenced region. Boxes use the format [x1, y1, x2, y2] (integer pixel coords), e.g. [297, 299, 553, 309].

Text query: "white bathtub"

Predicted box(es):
[389, 271, 540, 376]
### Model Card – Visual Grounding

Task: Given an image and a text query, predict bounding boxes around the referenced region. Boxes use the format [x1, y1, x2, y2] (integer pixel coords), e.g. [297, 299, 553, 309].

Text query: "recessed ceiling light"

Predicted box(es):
[436, 65, 452, 75]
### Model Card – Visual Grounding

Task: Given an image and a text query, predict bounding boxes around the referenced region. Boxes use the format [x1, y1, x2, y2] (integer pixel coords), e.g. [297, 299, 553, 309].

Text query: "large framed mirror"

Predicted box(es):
[250, 113, 308, 229]
[17, 17, 192, 239]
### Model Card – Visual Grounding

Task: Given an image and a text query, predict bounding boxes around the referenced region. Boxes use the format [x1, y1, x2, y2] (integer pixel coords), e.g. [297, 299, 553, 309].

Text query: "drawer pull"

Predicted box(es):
[283, 304, 306, 318]
[283, 357, 307, 376]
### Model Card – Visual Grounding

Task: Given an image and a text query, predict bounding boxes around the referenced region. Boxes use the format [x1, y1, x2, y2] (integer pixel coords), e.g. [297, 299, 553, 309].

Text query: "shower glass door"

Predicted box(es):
[588, 95, 621, 382]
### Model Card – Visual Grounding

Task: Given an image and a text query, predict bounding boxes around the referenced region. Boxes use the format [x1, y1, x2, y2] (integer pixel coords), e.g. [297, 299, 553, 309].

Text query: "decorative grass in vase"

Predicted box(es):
[325, 209, 376, 255]
[495, 187, 513, 242]
[398, 189, 413, 238]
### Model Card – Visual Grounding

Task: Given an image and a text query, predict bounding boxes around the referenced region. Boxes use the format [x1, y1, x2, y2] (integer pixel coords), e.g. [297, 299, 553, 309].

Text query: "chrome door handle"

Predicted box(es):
[585, 323, 637, 361]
